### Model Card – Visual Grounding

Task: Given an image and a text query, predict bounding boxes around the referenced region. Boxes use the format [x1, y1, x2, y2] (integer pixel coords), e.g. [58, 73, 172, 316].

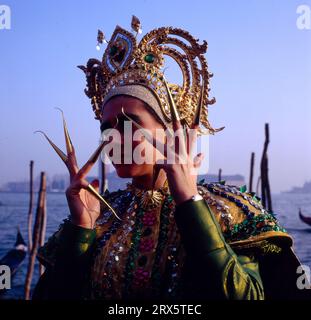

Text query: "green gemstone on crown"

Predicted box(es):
[144, 54, 155, 63]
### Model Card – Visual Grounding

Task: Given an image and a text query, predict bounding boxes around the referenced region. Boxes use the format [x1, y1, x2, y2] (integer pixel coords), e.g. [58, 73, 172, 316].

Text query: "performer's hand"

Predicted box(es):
[38, 109, 121, 228]
[152, 121, 204, 206]
[65, 148, 101, 229]
[37, 111, 107, 229]
[122, 106, 204, 206]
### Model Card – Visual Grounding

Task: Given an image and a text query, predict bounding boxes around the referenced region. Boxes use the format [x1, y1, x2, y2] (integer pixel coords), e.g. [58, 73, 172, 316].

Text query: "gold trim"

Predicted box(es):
[229, 231, 293, 251]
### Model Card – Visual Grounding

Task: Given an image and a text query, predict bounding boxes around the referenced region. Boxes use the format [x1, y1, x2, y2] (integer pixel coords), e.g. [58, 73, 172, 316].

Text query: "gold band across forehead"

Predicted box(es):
[78, 16, 224, 135]
[101, 84, 173, 131]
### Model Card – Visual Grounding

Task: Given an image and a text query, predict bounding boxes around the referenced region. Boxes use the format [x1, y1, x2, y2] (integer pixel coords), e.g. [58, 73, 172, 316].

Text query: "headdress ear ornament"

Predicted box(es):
[78, 17, 224, 134]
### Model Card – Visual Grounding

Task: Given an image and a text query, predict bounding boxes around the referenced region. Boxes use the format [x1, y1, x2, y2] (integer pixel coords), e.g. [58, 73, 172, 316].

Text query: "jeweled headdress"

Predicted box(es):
[78, 16, 223, 134]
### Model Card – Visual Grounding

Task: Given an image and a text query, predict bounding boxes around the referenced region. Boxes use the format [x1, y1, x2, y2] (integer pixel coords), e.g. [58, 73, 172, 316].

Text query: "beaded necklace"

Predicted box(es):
[92, 182, 183, 299]
[201, 182, 286, 242]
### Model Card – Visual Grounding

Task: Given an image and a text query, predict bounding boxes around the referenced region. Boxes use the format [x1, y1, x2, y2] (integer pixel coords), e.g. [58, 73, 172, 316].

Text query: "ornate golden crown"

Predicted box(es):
[78, 16, 223, 134]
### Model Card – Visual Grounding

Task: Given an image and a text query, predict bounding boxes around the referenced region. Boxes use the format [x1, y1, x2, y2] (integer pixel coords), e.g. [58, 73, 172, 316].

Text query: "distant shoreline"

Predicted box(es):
[0, 191, 66, 195]
[1, 190, 310, 197]
[281, 191, 311, 194]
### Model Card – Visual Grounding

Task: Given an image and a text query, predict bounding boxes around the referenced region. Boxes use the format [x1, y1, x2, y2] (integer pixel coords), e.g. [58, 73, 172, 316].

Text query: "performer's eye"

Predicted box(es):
[116, 114, 143, 131]
[101, 114, 143, 133]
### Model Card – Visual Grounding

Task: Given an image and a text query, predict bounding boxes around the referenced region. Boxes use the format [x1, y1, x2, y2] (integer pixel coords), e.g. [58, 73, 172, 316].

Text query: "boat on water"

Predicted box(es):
[299, 208, 311, 227]
[0, 229, 27, 276]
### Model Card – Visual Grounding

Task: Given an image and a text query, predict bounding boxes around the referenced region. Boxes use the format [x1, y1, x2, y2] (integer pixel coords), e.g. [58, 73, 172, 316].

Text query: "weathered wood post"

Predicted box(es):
[39, 195, 47, 276]
[27, 160, 34, 252]
[249, 152, 255, 193]
[260, 123, 273, 212]
[24, 172, 46, 300]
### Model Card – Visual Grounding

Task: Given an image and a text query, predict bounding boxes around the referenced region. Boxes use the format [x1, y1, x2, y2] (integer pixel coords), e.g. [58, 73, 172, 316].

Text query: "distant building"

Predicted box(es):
[50, 174, 69, 192]
[0, 181, 30, 193]
[0, 174, 50, 192]
[198, 174, 245, 187]
[284, 181, 311, 193]
[0, 171, 246, 193]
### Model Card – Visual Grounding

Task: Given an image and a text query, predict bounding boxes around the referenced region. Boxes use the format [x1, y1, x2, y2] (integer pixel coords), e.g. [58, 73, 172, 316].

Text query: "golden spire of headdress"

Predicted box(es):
[78, 17, 223, 135]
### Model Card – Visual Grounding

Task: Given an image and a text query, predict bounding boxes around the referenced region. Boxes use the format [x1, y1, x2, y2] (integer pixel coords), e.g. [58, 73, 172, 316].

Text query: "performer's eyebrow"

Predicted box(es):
[100, 113, 143, 132]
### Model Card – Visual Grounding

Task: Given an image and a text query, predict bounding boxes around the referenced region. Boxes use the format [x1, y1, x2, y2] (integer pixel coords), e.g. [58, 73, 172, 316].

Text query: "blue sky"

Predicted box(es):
[0, 0, 311, 192]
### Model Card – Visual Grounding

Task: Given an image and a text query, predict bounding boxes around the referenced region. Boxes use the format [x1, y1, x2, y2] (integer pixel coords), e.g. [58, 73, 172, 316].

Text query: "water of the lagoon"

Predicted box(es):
[0, 191, 310, 299]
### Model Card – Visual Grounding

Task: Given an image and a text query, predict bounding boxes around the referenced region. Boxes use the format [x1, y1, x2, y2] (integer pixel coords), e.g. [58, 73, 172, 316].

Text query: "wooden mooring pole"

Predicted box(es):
[218, 169, 222, 182]
[260, 123, 273, 212]
[249, 152, 255, 193]
[39, 195, 47, 276]
[24, 172, 46, 300]
[27, 161, 34, 252]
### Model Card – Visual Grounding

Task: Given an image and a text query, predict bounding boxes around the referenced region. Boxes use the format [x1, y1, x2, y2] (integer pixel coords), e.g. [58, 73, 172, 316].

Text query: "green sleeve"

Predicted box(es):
[174, 199, 265, 300]
[33, 221, 96, 300]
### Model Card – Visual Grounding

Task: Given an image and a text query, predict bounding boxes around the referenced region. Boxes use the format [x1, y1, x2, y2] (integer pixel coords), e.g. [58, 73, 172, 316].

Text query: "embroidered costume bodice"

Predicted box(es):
[91, 183, 186, 299]
[35, 181, 303, 300]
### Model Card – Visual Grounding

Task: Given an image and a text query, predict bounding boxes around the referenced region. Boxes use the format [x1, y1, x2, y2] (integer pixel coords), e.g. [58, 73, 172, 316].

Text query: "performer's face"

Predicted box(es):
[101, 95, 166, 178]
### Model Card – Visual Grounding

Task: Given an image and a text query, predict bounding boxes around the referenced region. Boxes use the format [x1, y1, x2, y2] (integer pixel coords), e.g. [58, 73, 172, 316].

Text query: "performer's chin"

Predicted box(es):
[114, 163, 138, 178]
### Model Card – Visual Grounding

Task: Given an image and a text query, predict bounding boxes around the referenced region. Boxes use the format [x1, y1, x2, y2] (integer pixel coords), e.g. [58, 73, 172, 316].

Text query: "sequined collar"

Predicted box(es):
[126, 181, 170, 210]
